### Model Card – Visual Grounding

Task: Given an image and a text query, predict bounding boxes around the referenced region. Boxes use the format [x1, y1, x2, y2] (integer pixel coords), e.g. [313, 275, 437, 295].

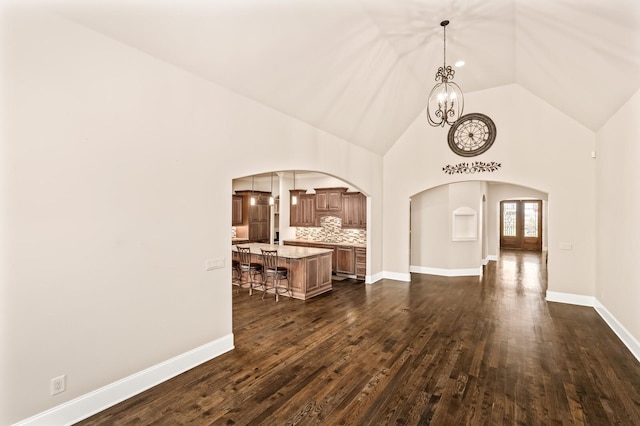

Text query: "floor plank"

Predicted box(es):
[76, 250, 640, 425]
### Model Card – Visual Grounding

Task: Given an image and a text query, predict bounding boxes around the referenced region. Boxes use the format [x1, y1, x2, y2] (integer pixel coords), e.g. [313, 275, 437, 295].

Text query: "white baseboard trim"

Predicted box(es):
[486, 255, 498, 262]
[545, 291, 596, 307]
[381, 271, 411, 282]
[546, 291, 640, 363]
[410, 265, 482, 277]
[15, 334, 235, 426]
[594, 301, 640, 362]
[366, 271, 384, 284]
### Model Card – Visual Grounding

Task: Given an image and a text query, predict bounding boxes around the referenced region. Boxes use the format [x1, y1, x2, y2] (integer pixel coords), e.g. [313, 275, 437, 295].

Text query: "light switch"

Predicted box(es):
[205, 258, 225, 270]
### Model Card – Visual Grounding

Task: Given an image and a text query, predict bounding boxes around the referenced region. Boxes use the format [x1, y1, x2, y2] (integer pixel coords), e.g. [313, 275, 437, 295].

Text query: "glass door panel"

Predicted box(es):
[524, 202, 539, 237]
[503, 202, 517, 236]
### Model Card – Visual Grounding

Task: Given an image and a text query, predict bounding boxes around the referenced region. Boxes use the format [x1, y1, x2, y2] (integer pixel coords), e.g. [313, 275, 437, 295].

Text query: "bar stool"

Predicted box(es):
[261, 249, 291, 302]
[236, 246, 264, 296]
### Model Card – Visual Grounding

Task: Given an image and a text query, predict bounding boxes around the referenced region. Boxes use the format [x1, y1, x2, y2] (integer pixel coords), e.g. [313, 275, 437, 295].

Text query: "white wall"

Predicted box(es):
[383, 84, 596, 297]
[596, 88, 640, 350]
[411, 185, 449, 269]
[0, 8, 383, 424]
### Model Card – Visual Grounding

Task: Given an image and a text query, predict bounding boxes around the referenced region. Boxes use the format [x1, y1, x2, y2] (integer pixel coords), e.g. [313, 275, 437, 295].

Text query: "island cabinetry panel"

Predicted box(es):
[305, 257, 320, 293]
[336, 246, 355, 274]
[355, 247, 366, 279]
[284, 241, 337, 273]
[290, 252, 332, 298]
[342, 192, 366, 229]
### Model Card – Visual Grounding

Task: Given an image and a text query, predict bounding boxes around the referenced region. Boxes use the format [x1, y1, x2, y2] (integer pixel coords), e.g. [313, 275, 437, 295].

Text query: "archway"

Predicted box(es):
[409, 180, 548, 278]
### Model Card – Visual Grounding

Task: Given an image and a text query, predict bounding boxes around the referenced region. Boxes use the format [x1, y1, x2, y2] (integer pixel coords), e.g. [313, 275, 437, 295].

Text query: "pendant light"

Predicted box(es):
[269, 172, 275, 206]
[291, 171, 297, 205]
[426, 20, 464, 127]
[250, 175, 256, 206]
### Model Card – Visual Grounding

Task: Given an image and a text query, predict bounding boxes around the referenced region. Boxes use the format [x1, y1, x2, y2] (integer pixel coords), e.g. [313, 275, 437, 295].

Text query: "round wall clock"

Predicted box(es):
[447, 113, 497, 157]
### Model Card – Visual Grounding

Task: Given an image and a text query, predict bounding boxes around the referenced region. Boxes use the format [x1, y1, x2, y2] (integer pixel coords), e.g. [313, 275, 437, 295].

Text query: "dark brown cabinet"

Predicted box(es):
[290, 190, 316, 227]
[232, 195, 243, 226]
[284, 240, 364, 279]
[289, 187, 366, 230]
[300, 194, 316, 227]
[235, 190, 271, 243]
[336, 246, 355, 274]
[315, 187, 346, 212]
[355, 247, 366, 279]
[289, 190, 305, 227]
[342, 192, 366, 229]
[284, 240, 337, 273]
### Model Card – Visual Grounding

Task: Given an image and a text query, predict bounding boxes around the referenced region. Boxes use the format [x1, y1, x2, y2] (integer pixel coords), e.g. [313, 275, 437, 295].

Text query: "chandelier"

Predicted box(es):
[426, 20, 464, 127]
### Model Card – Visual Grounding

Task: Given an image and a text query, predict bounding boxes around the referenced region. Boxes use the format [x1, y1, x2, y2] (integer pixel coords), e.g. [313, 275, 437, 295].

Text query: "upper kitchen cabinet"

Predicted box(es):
[288, 181, 366, 229]
[290, 190, 316, 227]
[300, 194, 316, 227]
[315, 187, 347, 212]
[232, 195, 243, 226]
[342, 192, 367, 229]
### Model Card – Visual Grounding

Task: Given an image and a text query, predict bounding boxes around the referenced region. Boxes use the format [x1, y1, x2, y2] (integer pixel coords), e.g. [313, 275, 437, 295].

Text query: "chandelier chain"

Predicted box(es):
[443, 22, 446, 70]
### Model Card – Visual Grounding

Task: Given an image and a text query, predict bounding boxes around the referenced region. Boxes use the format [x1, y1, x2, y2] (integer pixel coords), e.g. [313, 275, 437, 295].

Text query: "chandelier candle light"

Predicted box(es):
[427, 20, 464, 127]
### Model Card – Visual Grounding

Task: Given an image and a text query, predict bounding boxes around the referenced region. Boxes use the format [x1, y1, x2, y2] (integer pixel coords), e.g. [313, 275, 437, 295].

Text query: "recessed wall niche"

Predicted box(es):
[452, 207, 478, 241]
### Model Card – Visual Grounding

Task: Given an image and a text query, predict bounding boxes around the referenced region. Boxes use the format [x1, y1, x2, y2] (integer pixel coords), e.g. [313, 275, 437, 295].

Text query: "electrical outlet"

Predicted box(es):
[51, 375, 66, 395]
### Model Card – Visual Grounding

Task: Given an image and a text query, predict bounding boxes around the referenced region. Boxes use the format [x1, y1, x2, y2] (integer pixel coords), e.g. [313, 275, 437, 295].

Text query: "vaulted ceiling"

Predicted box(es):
[46, 0, 640, 155]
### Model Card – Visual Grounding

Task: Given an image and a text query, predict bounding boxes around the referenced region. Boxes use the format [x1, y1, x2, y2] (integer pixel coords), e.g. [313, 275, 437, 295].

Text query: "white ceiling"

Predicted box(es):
[44, 0, 640, 155]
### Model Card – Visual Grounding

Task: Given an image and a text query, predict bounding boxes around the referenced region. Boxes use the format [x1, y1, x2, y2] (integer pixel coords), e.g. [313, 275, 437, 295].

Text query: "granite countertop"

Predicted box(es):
[231, 243, 333, 259]
[283, 239, 366, 248]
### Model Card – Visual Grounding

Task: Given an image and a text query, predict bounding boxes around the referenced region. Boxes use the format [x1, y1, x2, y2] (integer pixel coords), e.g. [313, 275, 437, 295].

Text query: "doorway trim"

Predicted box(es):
[500, 199, 543, 251]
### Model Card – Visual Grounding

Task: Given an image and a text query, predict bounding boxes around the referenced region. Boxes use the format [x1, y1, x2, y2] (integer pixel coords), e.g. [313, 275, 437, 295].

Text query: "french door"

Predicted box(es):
[500, 200, 542, 251]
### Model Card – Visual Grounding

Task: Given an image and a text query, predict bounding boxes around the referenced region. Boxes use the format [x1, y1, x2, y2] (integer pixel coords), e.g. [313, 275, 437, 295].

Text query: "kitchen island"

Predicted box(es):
[283, 239, 366, 280]
[232, 243, 333, 300]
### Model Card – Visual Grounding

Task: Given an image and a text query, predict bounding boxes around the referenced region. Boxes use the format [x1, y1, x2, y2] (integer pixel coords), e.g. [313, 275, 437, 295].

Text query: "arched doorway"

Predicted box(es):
[409, 181, 548, 277]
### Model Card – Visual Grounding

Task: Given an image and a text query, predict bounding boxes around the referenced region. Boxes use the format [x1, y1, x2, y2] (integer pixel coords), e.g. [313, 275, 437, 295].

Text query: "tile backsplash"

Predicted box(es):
[296, 215, 366, 245]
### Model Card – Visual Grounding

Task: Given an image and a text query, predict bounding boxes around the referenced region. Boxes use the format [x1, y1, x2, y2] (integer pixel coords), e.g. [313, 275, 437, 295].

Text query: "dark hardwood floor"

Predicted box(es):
[77, 250, 640, 425]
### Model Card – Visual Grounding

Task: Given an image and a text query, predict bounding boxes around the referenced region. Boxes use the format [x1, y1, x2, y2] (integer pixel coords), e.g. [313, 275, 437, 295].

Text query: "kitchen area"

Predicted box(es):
[232, 171, 367, 299]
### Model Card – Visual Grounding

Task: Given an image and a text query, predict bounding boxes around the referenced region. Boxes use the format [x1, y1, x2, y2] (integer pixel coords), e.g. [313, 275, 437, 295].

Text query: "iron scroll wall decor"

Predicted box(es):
[442, 161, 501, 175]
